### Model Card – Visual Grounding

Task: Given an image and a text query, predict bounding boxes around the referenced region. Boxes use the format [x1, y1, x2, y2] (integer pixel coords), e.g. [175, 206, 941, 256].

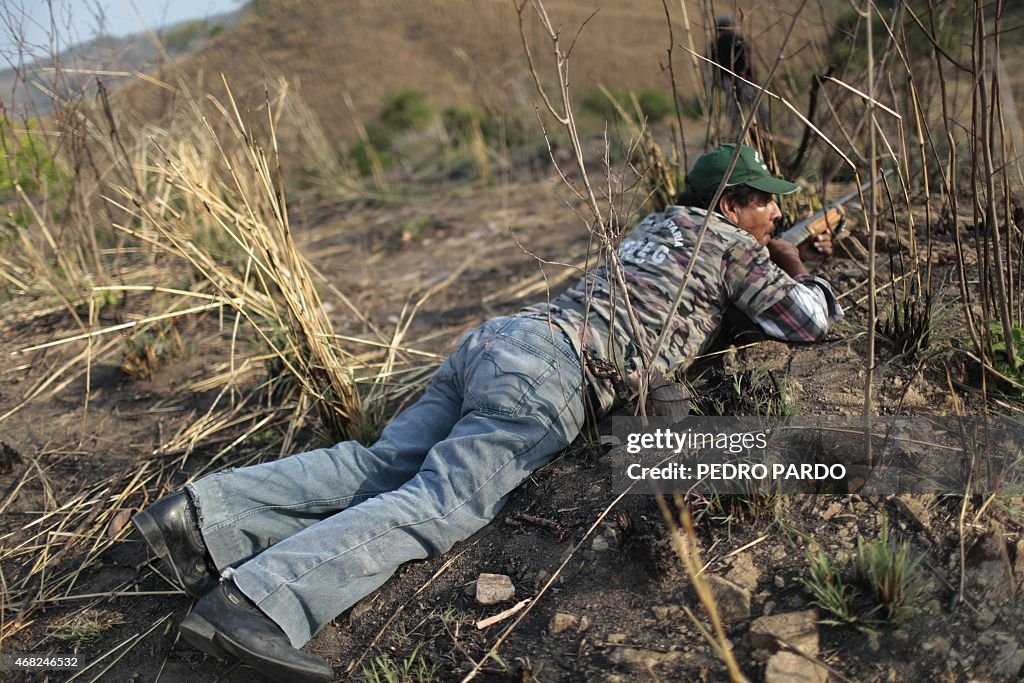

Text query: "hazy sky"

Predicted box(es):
[0, 0, 243, 59]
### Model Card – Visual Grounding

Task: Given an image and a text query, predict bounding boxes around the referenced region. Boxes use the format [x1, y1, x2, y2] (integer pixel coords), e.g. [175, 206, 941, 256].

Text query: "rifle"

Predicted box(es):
[778, 169, 893, 246]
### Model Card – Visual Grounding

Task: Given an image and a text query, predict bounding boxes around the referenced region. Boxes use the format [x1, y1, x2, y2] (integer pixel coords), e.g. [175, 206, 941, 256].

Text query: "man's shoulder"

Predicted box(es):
[660, 205, 761, 248]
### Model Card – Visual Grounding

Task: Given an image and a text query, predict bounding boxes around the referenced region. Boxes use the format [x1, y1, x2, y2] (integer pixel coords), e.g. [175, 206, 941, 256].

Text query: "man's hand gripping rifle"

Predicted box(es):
[778, 169, 893, 248]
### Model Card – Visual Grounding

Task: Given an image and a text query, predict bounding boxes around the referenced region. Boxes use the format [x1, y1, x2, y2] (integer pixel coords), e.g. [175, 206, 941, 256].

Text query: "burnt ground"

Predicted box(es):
[1, 172, 1023, 683]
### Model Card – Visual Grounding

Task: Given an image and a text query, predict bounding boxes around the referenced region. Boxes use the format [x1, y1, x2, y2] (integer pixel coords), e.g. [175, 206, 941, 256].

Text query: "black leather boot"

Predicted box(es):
[179, 580, 333, 683]
[132, 492, 218, 598]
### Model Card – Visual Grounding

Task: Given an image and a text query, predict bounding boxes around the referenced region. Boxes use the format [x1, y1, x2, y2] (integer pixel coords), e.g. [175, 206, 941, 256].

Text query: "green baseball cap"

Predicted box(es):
[685, 143, 799, 196]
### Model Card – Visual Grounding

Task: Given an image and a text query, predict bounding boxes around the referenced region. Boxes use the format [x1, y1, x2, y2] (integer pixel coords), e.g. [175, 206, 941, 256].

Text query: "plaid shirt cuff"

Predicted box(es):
[752, 274, 844, 343]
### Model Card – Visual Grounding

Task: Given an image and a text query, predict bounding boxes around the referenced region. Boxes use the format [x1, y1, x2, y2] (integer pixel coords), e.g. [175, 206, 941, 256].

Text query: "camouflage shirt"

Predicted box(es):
[518, 206, 842, 415]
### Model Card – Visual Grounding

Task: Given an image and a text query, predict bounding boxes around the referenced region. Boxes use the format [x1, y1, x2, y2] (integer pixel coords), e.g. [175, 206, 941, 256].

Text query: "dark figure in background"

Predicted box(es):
[711, 15, 768, 137]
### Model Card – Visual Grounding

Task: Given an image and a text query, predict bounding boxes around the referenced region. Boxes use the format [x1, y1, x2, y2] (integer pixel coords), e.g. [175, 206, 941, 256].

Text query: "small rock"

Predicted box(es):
[706, 575, 751, 622]
[549, 612, 578, 634]
[894, 495, 933, 531]
[973, 605, 998, 630]
[923, 636, 950, 657]
[607, 632, 628, 644]
[608, 647, 680, 669]
[771, 547, 788, 562]
[821, 502, 843, 521]
[867, 630, 881, 653]
[762, 601, 776, 616]
[107, 509, 134, 539]
[349, 601, 373, 623]
[965, 530, 1015, 602]
[726, 554, 761, 593]
[578, 615, 591, 633]
[992, 637, 1024, 679]
[592, 535, 611, 553]
[748, 610, 820, 655]
[774, 575, 786, 589]
[764, 651, 828, 683]
[475, 573, 515, 605]
[652, 605, 683, 623]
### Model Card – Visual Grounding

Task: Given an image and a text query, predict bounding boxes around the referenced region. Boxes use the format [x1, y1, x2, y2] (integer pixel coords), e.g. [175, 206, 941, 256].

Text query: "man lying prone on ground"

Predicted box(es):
[131, 143, 843, 682]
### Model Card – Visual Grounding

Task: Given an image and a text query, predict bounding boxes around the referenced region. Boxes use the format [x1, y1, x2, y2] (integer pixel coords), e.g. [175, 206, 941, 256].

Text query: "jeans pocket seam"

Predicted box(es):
[500, 333, 558, 365]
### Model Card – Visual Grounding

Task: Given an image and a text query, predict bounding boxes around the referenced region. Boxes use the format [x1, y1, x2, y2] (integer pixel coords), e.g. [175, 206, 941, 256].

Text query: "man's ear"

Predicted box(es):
[718, 194, 739, 222]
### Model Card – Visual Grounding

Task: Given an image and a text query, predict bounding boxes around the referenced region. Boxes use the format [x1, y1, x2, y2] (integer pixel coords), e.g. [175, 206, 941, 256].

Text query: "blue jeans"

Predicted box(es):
[186, 316, 585, 646]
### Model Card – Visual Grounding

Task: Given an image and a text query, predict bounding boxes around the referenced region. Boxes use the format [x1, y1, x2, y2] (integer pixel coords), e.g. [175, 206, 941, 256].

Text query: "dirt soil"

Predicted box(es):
[2, 172, 1023, 683]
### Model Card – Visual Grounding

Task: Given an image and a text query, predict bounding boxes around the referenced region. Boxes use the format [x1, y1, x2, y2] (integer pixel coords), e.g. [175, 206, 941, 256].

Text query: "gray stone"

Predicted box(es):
[972, 605, 998, 630]
[652, 605, 683, 622]
[549, 612, 578, 634]
[706, 575, 751, 622]
[992, 637, 1024, 679]
[764, 651, 828, 683]
[475, 573, 515, 605]
[894, 495, 933, 531]
[922, 636, 950, 657]
[349, 601, 373, 623]
[965, 530, 1015, 602]
[578, 615, 591, 633]
[726, 553, 761, 592]
[749, 609, 819, 655]
[591, 535, 611, 553]
[821, 502, 843, 521]
[607, 646, 681, 669]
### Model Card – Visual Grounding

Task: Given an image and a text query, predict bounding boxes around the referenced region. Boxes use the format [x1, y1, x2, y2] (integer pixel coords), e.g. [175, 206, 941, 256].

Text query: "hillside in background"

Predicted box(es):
[0, 7, 246, 117]
[118, 0, 843, 146]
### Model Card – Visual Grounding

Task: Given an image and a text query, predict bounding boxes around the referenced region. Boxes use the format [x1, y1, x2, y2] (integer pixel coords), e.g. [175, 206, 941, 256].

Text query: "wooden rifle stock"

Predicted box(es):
[778, 206, 846, 246]
[777, 170, 892, 246]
